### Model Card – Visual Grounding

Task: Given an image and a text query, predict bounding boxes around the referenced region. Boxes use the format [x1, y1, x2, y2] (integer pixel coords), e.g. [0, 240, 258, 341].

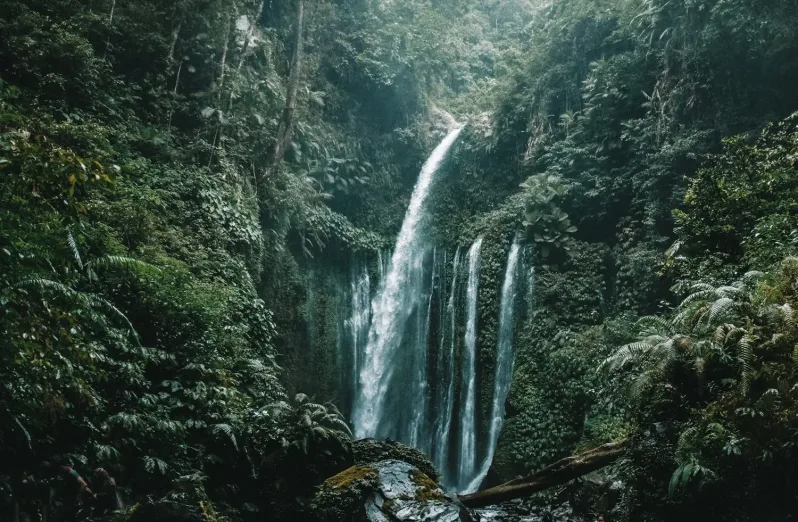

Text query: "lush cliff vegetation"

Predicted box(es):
[2, 0, 798, 521]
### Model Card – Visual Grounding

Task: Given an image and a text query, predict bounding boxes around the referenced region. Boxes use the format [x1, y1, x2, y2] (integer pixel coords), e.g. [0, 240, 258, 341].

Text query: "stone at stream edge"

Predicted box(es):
[313, 459, 477, 522]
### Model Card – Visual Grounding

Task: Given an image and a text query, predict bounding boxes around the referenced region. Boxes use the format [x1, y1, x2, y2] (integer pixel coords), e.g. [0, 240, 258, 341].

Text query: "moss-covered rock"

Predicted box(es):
[313, 460, 475, 521]
[313, 464, 381, 521]
[352, 438, 441, 483]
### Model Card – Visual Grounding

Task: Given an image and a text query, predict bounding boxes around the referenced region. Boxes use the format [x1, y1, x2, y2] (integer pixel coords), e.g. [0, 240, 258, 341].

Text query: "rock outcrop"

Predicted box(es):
[313, 459, 476, 522]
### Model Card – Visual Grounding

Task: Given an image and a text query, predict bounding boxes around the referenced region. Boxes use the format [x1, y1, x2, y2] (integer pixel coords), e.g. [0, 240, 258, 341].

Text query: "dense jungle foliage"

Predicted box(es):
[2, 0, 798, 521]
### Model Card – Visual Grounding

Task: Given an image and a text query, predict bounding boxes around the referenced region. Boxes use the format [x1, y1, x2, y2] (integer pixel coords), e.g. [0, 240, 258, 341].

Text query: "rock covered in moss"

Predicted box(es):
[313, 464, 381, 521]
[353, 438, 441, 483]
[313, 459, 476, 522]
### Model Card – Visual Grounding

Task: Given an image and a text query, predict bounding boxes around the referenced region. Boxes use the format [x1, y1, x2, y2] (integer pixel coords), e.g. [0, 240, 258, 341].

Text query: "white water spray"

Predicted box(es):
[353, 127, 464, 438]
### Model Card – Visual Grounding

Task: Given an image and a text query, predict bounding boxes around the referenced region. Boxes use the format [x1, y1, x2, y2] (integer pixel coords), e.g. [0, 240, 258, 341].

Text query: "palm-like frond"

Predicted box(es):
[737, 334, 755, 395]
[741, 270, 765, 290]
[212, 423, 239, 451]
[87, 255, 161, 277]
[320, 414, 353, 438]
[85, 294, 140, 343]
[142, 456, 169, 475]
[14, 278, 141, 343]
[708, 297, 737, 324]
[15, 277, 78, 299]
[679, 284, 716, 308]
[67, 231, 83, 270]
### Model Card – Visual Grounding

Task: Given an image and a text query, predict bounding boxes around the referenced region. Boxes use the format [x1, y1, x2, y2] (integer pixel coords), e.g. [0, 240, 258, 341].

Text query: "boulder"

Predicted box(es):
[313, 459, 476, 522]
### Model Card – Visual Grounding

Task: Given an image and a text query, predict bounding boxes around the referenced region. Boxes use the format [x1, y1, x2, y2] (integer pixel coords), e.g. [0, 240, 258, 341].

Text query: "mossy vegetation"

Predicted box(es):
[408, 469, 448, 503]
[325, 465, 378, 490]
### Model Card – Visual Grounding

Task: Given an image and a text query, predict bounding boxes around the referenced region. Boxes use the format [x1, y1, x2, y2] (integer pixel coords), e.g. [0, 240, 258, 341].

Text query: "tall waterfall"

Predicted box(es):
[457, 237, 483, 490]
[329, 126, 529, 491]
[432, 247, 461, 483]
[339, 261, 371, 416]
[464, 241, 522, 493]
[353, 127, 463, 439]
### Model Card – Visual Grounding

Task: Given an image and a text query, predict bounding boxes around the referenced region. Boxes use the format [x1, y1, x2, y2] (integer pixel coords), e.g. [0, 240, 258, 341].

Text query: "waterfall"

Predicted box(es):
[433, 248, 461, 483]
[332, 126, 528, 492]
[457, 237, 483, 490]
[353, 127, 464, 439]
[464, 241, 522, 493]
[406, 250, 436, 450]
[343, 260, 371, 415]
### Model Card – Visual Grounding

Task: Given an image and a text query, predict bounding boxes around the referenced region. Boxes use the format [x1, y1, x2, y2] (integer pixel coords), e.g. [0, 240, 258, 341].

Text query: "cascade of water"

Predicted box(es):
[458, 237, 483, 490]
[464, 241, 522, 493]
[408, 249, 439, 452]
[433, 247, 461, 485]
[347, 260, 372, 414]
[353, 127, 463, 438]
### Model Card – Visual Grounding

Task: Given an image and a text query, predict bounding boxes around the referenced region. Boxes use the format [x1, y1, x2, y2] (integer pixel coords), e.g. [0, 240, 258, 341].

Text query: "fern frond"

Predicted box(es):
[708, 297, 737, 324]
[741, 270, 765, 289]
[601, 345, 637, 372]
[88, 256, 161, 277]
[629, 367, 662, 399]
[636, 315, 672, 335]
[94, 443, 121, 462]
[676, 426, 699, 457]
[715, 286, 743, 298]
[679, 284, 715, 307]
[67, 232, 83, 270]
[738, 334, 755, 395]
[212, 423, 239, 451]
[672, 306, 697, 330]
[781, 304, 797, 331]
[84, 294, 140, 343]
[15, 278, 78, 299]
[323, 416, 353, 437]
[142, 456, 169, 475]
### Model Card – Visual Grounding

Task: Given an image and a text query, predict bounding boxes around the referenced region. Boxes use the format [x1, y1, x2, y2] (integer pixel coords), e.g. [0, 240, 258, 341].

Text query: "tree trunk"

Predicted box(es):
[459, 440, 628, 509]
[263, 0, 305, 180]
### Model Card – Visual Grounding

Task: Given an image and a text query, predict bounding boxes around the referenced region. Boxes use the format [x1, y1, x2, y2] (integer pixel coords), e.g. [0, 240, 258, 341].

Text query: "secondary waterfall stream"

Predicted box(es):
[332, 127, 529, 491]
[457, 237, 483, 490]
[465, 240, 522, 493]
[432, 247, 461, 482]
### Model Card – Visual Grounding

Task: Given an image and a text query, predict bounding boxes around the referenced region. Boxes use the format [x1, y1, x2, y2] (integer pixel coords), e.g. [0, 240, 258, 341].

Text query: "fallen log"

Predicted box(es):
[459, 439, 628, 509]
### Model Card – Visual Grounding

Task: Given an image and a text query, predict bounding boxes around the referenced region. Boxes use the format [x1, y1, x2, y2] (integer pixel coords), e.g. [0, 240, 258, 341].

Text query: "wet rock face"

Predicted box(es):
[363, 460, 470, 522]
[314, 459, 476, 522]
